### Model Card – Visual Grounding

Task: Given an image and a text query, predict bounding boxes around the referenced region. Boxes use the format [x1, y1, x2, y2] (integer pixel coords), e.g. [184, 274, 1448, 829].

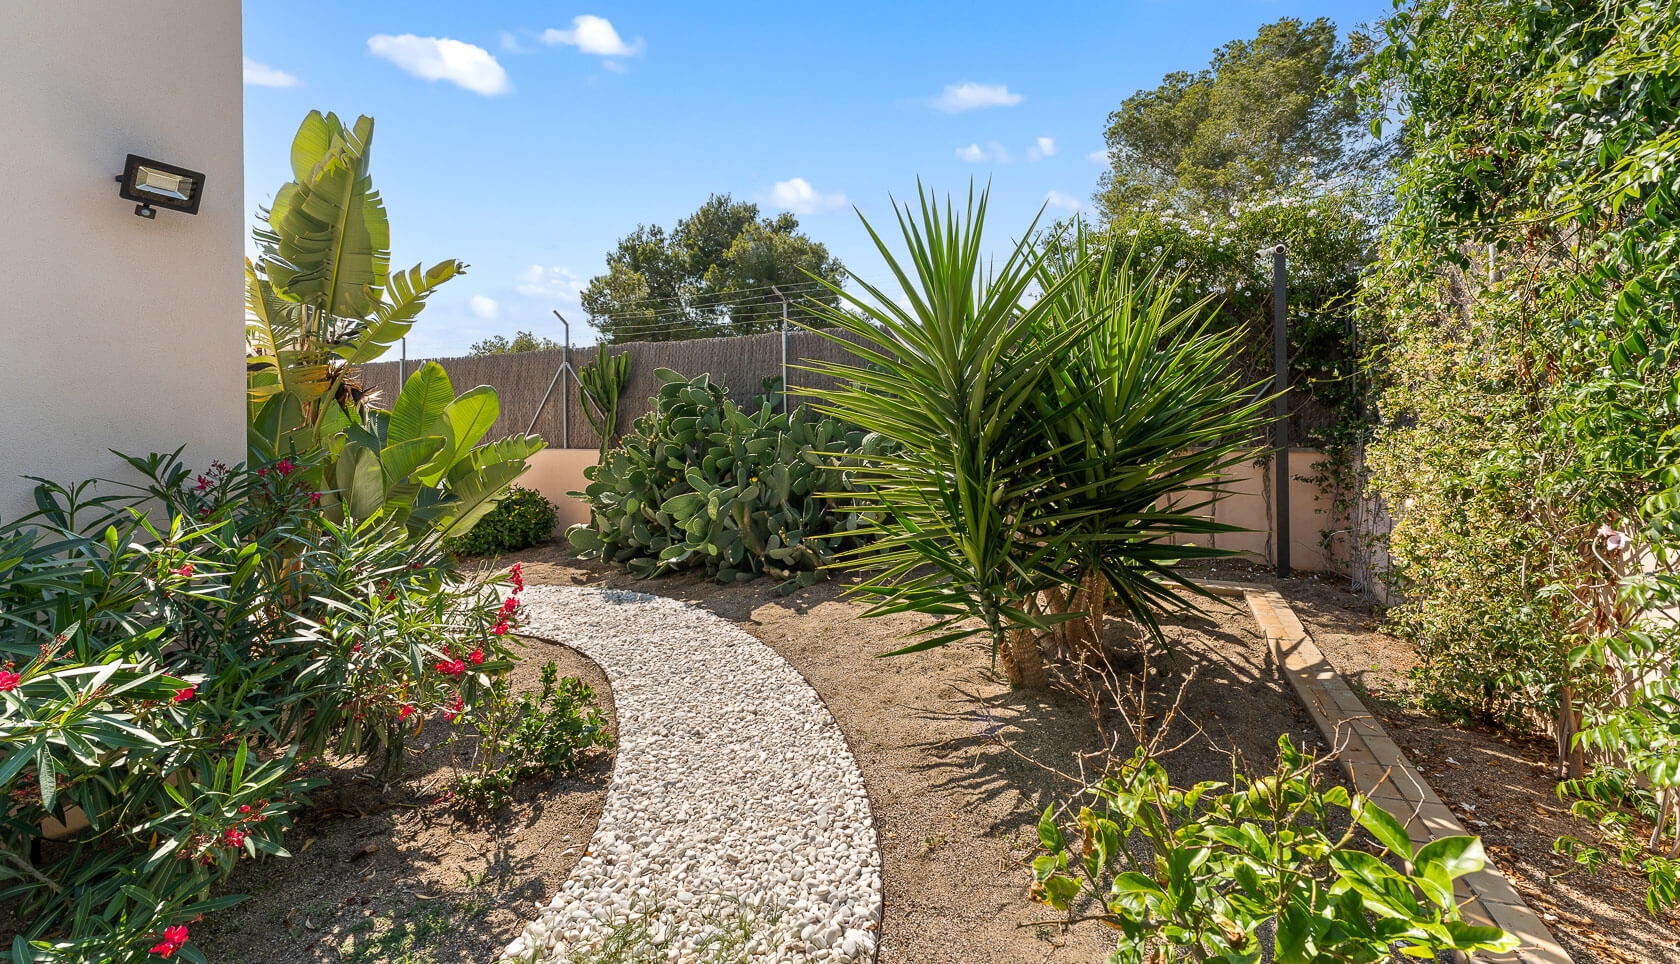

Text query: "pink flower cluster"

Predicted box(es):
[0, 669, 20, 692]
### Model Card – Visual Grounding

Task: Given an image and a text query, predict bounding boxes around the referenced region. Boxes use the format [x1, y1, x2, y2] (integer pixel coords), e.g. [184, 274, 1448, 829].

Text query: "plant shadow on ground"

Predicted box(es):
[499, 544, 1324, 964]
[193, 636, 616, 964]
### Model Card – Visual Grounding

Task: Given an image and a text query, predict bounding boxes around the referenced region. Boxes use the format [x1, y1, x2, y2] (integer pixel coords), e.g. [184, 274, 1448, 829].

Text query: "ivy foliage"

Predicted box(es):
[1359, 0, 1680, 907]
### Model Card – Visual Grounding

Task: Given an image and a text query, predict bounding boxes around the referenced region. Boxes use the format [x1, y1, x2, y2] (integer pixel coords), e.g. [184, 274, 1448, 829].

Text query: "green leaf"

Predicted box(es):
[1356, 797, 1415, 861]
[1037, 806, 1065, 853]
[388, 362, 456, 448]
[1415, 835, 1486, 879]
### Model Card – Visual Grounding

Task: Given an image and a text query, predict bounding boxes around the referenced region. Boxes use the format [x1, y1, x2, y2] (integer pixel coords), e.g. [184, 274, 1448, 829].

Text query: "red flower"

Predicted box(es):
[256, 468, 268, 478]
[468, 648, 484, 665]
[276, 459, 296, 477]
[309, 492, 322, 506]
[350, 642, 363, 654]
[173, 563, 194, 578]
[500, 596, 520, 616]
[222, 828, 246, 848]
[0, 670, 20, 692]
[150, 924, 189, 957]
[398, 703, 416, 721]
[509, 563, 525, 593]
[444, 695, 465, 723]
[491, 621, 509, 636]
[193, 475, 212, 492]
[434, 658, 465, 677]
[172, 686, 195, 703]
[238, 804, 252, 814]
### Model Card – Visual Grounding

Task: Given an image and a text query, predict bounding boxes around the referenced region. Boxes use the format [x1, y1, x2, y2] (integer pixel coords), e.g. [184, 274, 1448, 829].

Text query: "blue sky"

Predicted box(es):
[242, 0, 1388, 357]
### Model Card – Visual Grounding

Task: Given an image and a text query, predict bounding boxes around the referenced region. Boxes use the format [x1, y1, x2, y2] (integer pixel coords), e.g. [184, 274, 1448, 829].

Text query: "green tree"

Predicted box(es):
[469, 330, 563, 355]
[1090, 17, 1379, 516]
[1095, 17, 1366, 216]
[580, 194, 844, 344]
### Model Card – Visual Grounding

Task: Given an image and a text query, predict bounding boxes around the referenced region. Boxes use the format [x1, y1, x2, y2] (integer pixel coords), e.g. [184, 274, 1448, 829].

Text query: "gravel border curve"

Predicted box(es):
[499, 586, 882, 964]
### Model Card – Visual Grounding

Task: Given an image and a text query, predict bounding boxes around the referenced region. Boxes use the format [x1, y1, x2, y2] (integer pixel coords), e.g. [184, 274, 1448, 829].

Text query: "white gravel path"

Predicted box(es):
[499, 586, 882, 964]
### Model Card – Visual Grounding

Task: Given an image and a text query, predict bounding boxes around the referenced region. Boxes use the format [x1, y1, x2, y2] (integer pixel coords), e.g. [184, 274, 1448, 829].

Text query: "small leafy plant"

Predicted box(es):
[449, 661, 613, 811]
[1031, 735, 1519, 963]
[444, 487, 559, 557]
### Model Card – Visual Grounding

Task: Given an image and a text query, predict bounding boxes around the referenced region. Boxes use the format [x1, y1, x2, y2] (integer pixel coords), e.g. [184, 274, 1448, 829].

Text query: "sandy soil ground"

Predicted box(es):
[504, 546, 1327, 964]
[194, 637, 616, 964]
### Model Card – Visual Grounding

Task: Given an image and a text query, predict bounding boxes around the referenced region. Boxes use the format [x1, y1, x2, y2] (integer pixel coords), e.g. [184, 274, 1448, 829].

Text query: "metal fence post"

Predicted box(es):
[1272, 244, 1291, 578]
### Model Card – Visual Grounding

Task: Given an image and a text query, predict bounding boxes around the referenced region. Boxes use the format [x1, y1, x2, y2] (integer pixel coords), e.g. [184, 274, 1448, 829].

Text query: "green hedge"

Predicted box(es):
[445, 487, 559, 557]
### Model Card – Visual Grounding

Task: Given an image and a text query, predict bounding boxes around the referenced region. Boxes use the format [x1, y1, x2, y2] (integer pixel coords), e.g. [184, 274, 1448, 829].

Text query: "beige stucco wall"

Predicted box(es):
[1162, 449, 1341, 572]
[521, 449, 599, 532]
[0, 2, 245, 522]
[525, 446, 1351, 574]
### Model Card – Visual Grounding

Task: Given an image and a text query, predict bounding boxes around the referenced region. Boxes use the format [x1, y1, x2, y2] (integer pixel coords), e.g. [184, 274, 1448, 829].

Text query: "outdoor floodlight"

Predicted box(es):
[115, 154, 205, 219]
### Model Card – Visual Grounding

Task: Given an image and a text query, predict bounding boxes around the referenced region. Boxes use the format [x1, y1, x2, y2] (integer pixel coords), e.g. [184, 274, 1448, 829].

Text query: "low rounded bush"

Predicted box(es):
[445, 487, 559, 557]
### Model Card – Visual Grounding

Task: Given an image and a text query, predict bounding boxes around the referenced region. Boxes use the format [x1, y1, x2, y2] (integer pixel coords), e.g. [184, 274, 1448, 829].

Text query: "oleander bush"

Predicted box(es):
[0, 451, 521, 963]
[568, 370, 874, 592]
[444, 487, 559, 557]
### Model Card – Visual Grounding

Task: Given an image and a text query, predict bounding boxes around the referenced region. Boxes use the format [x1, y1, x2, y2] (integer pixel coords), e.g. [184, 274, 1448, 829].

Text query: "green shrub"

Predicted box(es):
[447, 661, 613, 811]
[0, 451, 521, 963]
[444, 487, 559, 557]
[568, 369, 872, 592]
[1032, 736, 1518, 962]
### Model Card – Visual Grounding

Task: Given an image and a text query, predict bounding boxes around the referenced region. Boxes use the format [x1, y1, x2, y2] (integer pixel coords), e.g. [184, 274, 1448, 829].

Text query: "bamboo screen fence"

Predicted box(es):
[359, 328, 867, 451]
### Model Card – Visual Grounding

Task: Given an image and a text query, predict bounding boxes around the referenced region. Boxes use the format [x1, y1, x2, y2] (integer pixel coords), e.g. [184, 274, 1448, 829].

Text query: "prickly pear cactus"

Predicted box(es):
[567, 369, 874, 592]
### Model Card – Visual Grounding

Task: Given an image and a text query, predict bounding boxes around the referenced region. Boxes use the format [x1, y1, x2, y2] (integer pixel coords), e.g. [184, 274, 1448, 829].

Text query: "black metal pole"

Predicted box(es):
[1272, 244, 1291, 578]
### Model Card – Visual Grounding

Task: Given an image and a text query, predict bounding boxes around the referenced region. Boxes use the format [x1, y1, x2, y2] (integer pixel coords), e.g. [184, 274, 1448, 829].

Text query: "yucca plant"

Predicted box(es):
[801, 186, 1269, 687]
[1024, 225, 1271, 661]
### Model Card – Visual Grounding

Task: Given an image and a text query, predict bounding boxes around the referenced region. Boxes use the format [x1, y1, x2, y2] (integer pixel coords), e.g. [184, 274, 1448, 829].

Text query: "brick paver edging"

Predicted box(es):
[1201, 581, 1572, 964]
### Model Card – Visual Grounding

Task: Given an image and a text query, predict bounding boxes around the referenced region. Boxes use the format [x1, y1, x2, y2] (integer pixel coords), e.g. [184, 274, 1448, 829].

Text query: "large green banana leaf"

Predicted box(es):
[265, 112, 390, 320]
[336, 260, 465, 364]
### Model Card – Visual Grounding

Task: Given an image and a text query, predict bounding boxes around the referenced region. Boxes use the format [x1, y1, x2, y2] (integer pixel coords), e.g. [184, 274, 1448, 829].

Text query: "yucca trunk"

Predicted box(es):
[1002, 627, 1049, 689]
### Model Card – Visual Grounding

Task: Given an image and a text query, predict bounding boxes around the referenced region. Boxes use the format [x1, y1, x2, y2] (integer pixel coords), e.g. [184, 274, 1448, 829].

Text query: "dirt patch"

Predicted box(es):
[503, 544, 1326, 964]
[195, 636, 615, 964]
[1200, 563, 1680, 964]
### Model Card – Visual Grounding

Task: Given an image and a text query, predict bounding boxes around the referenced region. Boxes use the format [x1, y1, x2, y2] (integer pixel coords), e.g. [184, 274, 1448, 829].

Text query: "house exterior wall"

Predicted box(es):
[0, 1, 245, 521]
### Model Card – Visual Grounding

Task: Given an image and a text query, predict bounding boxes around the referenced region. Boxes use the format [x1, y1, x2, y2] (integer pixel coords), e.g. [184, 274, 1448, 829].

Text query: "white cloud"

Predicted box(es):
[770, 178, 848, 215]
[543, 15, 644, 56]
[955, 141, 1010, 164]
[499, 30, 527, 53]
[367, 34, 511, 96]
[1088, 149, 1110, 165]
[1028, 136, 1057, 160]
[470, 295, 500, 320]
[516, 265, 585, 300]
[929, 82, 1022, 112]
[1045, 190, 1082, 213]
[243, 57, 299, 88]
